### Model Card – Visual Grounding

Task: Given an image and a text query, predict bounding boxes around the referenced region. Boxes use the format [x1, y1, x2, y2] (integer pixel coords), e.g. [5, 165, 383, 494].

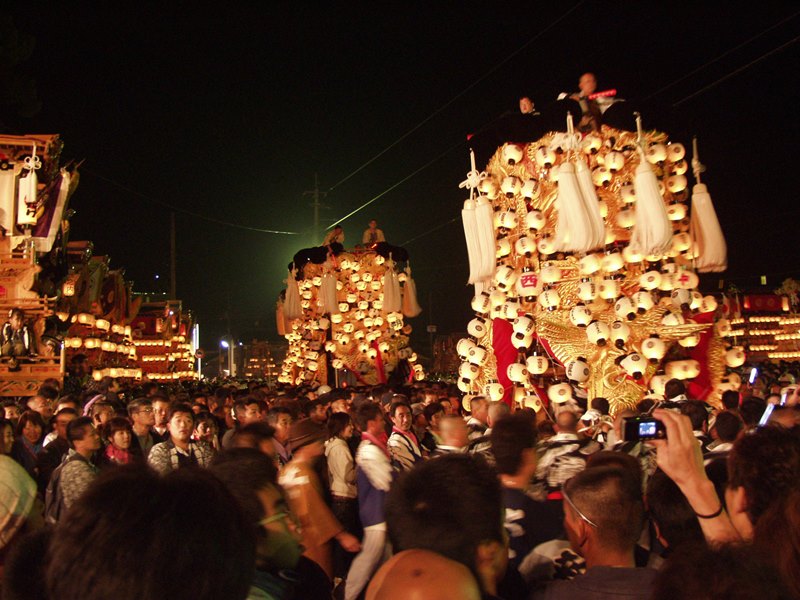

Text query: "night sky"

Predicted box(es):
[3, 3, 799, 357]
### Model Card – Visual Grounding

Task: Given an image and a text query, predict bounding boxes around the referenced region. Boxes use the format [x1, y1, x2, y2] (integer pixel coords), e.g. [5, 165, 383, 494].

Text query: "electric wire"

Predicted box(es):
[84, 168, 300, 235]
[641, 9, 800, 102]
[326, 140, 463, 230]
[673, 34, 800, 107]
[324, 0, 587, 195]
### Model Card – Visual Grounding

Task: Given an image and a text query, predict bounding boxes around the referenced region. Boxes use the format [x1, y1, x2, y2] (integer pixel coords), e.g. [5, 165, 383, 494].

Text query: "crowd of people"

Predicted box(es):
[0, 369, 798, 599]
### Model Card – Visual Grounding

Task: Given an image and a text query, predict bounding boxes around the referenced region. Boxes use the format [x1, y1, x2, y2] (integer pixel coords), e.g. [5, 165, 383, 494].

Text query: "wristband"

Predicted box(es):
[694, 505, 724, 519]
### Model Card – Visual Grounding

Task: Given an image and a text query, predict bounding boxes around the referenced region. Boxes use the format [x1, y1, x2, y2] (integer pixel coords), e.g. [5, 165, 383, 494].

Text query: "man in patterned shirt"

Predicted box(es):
[148, 403, 215, 474]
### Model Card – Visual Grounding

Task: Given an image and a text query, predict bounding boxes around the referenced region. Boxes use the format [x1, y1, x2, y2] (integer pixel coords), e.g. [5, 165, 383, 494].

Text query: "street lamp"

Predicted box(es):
[220, 338, 234, 377]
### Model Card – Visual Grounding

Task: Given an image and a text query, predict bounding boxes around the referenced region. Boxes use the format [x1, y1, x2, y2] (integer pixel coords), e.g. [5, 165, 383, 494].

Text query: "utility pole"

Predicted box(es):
[303, 173, 326, 244]
[169, 211, 177, 300]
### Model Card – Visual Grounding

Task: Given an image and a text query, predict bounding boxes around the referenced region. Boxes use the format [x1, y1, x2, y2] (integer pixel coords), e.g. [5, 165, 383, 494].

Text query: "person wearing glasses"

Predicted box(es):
[535, 466, 656, 599]
[127, 398, 157, 459]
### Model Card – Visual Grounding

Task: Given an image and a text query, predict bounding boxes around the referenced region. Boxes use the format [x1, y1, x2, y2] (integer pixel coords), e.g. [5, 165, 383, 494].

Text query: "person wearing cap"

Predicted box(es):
[279, 418, 361, 580]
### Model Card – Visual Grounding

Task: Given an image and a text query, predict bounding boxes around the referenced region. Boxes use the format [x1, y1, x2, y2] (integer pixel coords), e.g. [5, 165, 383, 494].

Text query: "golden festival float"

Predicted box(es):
[0, 134, 198, 392]
[456, 108, 740, 415]
[277, 242, 424, 387]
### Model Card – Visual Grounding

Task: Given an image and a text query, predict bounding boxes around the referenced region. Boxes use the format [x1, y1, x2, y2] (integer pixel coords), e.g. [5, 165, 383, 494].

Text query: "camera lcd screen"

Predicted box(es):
[639, 421, 657, 437]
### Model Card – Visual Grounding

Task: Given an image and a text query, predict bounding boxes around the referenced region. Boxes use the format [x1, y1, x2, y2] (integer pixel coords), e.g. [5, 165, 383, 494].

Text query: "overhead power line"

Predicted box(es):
[673, 34, 800, 107]
[641, 8, 800, 102]
[85, 168, 300, 235]
[326, 140, 463, 230]
[325, 0, 587, 194]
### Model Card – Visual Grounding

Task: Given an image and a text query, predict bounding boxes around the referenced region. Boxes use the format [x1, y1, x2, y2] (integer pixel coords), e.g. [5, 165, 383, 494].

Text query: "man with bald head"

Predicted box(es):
[431, 415, 469, 456]
[534, 411, 599, 498]
[366, 550, 481, 600]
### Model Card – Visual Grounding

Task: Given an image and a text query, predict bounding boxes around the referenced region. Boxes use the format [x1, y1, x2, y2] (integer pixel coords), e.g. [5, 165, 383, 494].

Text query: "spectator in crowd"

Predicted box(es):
[102, 416, 135, 465]
[345, 402, 393, 600]
[148, 403, 215, 473]
[59, 416, 102, 509]
[535, 466, 656, 598]
[387, 401, 422, 472]
[704, 410, 743, 461]
[386, 453, 509, 598]
[231, 421, 278, 460]
[3, 400, 20, 425]
[0, 417, 14, 455]
[466, 396, 489, 439]
[267, 406, 294, 466]
[11, 410, 46, 478]
[25, 395, 53, 423]
[492, 413, 562, 576]
[192, 411, 220, 451]
[127, 398, 157, 459]
[535, 411, 599, 497]
[469, 400, 510, 458]
[280, 418, 360, 580]
[45, 465, 256, 600]
[645, 468, 704, 566]
[420, 402, 444, 453]
[210, 448, 332, 599]
[89, 400, 115, 429]
[431, 414, 470, 456]
[679, 400, 711, 452]
[35, 407, 77, 492]
[721, 389, 740, 411]
[366, 549, 482, 600]
[325, 411, 359, 581]
[150, 395, 171, 441]
[222, 396, 261, 448]
[652, 541, 791, 600]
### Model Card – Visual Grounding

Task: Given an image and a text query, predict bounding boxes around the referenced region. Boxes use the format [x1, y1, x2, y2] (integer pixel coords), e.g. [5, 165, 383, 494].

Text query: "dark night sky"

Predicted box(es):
[4, 2, 799, 355]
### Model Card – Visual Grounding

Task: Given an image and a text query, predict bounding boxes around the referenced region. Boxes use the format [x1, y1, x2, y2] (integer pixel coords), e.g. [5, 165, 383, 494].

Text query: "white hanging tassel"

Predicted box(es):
[462, 199, 483, 283]
[320, 272, 339, 314]
[402, 264, 422, 317]
[283, 269, 302, 320]
[554, 114, 596, 253]
[629, 114, 672, 256]
[460, 150, 495, 283]
[391, 270, 402, 312]
[574, 158, 606, 250]
[690, 137, 727, 272]
[474, 196, 496, 280]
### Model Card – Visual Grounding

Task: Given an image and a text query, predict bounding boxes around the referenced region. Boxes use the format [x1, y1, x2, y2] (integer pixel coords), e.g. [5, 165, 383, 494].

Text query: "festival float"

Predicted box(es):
[0, 133, 199, 389]
[277, 242, 424, 386]
[457, 102, 739, 415]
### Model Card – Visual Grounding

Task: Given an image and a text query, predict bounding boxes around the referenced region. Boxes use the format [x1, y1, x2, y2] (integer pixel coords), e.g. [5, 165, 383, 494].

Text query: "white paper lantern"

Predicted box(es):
[548, 382, 573, 404]
[619, 352, 645, 379]
[577, 280, 598, 302]
[467, 317, 488, 338]
[614, 296, 637, 321]
[725, 346, 746, 368]
[525, 210, 546, 231]
[565, 358, 590, 383]
[587, 321, 611, 346]
[610, 321, 631, 349]
[507, 362, 530, 383]
[579, 254, 601, 276]
[641, 336, 666, 363]
[526, 354, 549, 375]
[471, 292, 492, 315]
[569, 304, 593, 327]
[666, 143, 686, 162]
